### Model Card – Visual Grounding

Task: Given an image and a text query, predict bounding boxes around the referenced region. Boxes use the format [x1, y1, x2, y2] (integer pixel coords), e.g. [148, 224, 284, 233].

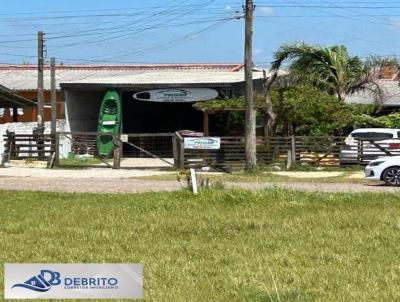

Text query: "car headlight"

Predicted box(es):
[368, 161, 385, 167]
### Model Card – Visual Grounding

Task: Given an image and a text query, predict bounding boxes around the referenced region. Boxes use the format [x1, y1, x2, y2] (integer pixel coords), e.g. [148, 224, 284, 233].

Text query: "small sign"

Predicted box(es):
[4, 264, 143, 300]
[184, 137, 220, 150]
[133, 88, 219, 103]
[120, 134, 128, 142]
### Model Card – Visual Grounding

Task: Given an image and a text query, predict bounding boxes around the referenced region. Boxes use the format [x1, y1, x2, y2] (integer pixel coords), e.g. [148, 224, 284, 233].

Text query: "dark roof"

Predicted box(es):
[0, 84, 36, 107]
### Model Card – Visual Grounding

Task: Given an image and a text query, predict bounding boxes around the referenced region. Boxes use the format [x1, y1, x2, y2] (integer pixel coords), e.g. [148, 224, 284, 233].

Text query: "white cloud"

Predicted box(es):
[258, 6, 274, 16]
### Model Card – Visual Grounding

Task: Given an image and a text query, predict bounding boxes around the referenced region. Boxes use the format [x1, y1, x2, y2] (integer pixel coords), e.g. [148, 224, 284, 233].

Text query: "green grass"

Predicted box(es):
[210, 170, 366, 184]
[1, 189, 400, 301]
[57, 157, 112, 168]
[137, 169, 367, 184]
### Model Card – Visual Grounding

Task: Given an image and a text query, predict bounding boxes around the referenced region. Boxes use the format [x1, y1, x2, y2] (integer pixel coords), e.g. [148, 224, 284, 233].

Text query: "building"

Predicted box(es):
[59, 64, 269, 134]
[0, 64, 67, 123]
[346, 65, 400, 110]
[0, 63, 269, 133]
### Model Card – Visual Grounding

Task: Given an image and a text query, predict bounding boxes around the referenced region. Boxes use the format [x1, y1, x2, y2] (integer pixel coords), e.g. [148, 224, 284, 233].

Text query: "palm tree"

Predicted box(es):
[271, 43, 383, 102]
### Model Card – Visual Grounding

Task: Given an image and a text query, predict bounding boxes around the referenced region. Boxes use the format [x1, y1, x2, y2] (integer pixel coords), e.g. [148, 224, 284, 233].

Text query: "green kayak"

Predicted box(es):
[96, 90, 121, 157]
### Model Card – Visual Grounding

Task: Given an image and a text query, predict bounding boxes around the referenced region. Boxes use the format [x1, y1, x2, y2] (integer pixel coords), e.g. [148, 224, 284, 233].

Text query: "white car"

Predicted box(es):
[365, 156, 400, 186]
[340, 128, 400, 164]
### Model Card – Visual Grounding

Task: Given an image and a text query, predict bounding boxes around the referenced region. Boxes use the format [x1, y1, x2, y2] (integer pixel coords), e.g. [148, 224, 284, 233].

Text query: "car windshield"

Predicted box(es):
[352, 132, 394, 140]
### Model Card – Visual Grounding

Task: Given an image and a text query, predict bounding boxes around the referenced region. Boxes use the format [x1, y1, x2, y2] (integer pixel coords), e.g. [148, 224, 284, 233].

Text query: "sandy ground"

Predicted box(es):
[0, 177, 181, 193]
[0, 167, 397, 194]
[118, 158, 174, 168]
[0, 167, 174, 179]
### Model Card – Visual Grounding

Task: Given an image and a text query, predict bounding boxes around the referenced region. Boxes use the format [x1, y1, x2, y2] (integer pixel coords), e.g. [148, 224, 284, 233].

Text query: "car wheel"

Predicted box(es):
[382, 166, 400, 186]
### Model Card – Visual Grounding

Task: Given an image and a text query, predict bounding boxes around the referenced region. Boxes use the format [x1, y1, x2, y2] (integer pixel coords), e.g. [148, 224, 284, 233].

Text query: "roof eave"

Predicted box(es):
[0, 90, 36, 107]
[60, 82, 236, 90]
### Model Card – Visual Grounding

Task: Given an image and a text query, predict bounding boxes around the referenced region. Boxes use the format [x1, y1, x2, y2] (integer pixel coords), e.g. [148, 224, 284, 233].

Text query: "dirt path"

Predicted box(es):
[0, 177, 181, 193]
[0, 177, 398, 194]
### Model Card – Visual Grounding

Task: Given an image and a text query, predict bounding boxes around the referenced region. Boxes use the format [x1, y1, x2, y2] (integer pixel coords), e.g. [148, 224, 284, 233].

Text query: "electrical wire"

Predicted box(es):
[57, 18, 236, 65]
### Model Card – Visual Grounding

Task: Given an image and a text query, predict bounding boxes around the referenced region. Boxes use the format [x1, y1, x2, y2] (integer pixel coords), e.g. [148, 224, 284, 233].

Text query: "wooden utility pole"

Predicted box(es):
[244, 0, 256, 170]
[50, 57, 57, 135]
[37, 31, 45, 132]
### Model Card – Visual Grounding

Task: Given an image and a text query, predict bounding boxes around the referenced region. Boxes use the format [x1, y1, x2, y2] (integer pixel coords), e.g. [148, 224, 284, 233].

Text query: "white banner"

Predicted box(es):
[4, 264, 143, 300]
[184, 137, 221, 150]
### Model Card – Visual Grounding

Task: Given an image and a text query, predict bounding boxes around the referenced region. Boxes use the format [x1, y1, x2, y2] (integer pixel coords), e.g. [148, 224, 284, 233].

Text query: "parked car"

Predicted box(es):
[365, 156, 400, 186]
[340, 128, 400, 164]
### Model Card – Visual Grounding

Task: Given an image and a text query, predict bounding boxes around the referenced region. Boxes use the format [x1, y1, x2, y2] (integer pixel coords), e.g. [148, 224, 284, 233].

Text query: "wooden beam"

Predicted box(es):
[203, 111, 209, 136]
[50, 57, 57, 135]
[12, 107, 18, 122]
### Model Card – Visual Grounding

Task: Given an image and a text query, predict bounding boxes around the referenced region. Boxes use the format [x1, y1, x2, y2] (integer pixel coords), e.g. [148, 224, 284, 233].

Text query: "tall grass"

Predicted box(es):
[0, 189, 399, 301]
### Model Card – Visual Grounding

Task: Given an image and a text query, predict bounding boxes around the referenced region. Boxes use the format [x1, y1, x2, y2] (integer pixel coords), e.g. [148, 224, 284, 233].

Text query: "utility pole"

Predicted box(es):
[50, 57, 57, 135]
[244, 0, 256, 170]
[37, 31, 45, 132]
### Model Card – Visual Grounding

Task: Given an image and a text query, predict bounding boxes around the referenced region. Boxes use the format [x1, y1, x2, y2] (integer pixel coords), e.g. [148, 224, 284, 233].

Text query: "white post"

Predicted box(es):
[190, 168, 198, 194]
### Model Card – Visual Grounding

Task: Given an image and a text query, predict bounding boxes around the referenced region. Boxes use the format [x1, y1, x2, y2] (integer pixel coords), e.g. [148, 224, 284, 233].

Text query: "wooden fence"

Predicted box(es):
[54, 132, 175, 168]
[174, 135, 400, 169]
[4, 132, 400, 169]
[3, 133, 56, 162]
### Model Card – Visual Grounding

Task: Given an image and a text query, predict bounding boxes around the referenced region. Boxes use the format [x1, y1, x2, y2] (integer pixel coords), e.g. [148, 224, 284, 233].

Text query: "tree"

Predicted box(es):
[352, 112, 400, 128]
[271, 43, 383, 102]
[272, 84, 352, 136]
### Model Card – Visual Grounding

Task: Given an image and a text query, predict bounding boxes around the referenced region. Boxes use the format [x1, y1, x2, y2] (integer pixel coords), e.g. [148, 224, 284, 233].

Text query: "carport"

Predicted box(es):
[0, 84, 36, 121]
[60, 71, 259, 135]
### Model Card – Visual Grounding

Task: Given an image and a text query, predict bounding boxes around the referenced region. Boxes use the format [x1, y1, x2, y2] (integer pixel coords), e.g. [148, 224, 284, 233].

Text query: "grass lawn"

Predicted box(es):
[57, 157, 111, 168]
[138, 167, 367, 184]
[1, 189, 399, 301]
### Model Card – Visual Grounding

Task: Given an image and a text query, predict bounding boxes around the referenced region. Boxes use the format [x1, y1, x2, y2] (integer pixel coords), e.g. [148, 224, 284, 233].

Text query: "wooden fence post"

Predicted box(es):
[179, 138, 185, 170]
[172, 136, 177, 168]
[291, 135, 296, 165]
[357, 140, 363, 164]
[287, 149, 293, 169]
[54, 133, 60, 167]
[113, 135, 122, 169]
[174, 132, 185, 170]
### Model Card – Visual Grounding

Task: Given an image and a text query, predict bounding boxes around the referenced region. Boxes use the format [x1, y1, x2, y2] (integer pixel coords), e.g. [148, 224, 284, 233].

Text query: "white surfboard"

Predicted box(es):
[133, 88, 219, 103]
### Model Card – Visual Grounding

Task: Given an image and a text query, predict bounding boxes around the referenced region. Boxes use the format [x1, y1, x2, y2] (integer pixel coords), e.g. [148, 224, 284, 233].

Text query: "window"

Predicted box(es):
[352, 132, 394, 140]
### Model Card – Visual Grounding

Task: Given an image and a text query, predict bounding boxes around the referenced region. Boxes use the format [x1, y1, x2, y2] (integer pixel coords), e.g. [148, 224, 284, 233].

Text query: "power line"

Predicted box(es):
[281, 0, 398, 27]
[255, 14, 400, 17]
[93, 19, 234, 62]
[47, 2, 226, 41]
[315, 0, 396, 25]
[47, 0, 221, 46]
[257, 4, 400, 8]
[48, 16, 238, 48]
[0, 0, 225, 45]
[52, 19, 234, 75]
[0, 3, 243, 17]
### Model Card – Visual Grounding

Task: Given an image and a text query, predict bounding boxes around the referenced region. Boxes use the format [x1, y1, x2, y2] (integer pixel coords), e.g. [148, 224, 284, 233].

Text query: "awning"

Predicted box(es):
[0, 84, 36, 107]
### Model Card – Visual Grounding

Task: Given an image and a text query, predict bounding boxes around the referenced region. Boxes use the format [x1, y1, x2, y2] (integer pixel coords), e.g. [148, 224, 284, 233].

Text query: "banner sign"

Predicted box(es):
[184, 137, 220, 150]
[133, 88, 219, 103]
[4, 264, 143, 300]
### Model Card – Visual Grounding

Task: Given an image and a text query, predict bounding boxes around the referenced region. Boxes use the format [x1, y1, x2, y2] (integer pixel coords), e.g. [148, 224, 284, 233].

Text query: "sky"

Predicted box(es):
[0, 0, 400, 67]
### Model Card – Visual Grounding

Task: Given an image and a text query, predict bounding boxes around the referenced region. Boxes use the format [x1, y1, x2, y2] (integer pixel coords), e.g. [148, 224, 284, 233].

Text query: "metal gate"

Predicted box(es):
[55, 132, 175, 169]
[114, 133, 175, 169]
